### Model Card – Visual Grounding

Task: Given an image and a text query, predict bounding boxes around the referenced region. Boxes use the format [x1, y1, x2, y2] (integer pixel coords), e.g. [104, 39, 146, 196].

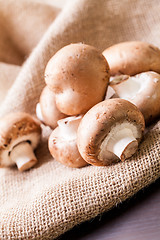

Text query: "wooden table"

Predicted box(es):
[59, 177, 160, 240]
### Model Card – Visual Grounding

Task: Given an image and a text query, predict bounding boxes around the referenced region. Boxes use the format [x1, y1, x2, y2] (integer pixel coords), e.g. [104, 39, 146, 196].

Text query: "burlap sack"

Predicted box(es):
[0, 0, 160, 239]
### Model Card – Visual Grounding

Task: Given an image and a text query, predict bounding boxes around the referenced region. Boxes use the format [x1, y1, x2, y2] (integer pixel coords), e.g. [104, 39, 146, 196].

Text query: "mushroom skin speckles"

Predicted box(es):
[0, 112, 41, 171]
[45, 43, 110, 115]
[77, 99, 145, 166]
[103, 41, 160, 76]
[109, 71, 160, 124]
[49, 115, 88, 168]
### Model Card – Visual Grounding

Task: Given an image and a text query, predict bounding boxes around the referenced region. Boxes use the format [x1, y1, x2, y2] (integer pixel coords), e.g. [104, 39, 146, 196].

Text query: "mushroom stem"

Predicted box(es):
[36, 103, 44, 122]
[10, 141, 37, 171]
[107, 128, 138, 161]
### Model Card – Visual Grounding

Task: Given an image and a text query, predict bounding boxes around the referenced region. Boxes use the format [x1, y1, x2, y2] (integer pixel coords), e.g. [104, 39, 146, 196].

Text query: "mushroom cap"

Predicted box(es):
[77, 98, 145, 166]
[45, 43, 110, 115]
[48, 116, 88, 168]
[0, 112, 41, 167]
[103, 41, 160, 76]
[39, 86, 66, 129]
[110, 71, 160, 124]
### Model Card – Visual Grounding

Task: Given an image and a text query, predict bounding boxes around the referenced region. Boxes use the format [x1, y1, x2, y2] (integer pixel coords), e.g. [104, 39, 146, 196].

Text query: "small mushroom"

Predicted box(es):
[48, 115, 88, 168]
[45, 43, 110, 115]
[0, 112, 41, 171]
[103, 41, 160, 76]
[109, 71, 160, 124]
[77, 99, 145, 166]
[36, 86, 66, 129]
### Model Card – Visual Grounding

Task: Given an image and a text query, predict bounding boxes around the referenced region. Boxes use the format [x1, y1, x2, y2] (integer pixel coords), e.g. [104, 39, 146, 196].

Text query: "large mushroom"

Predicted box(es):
[36, 86, 66, 129]
[0, 112, 41, 171]
[77, 99, 145, 166]
[103, 41, 160, 76]
[109, 71, 160, 124]
[45, 43, 110, 115]
[48, 115, 88, 168]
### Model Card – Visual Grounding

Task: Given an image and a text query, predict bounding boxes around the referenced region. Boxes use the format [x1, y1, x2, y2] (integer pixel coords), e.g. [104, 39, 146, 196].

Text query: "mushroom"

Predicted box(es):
[0, 112, 41, 171]
[45, 43, 110, 115]
[77, 99, 145, 166]
[102, 41, 160, 76]
[109, 71, 160, 124]
[36, 86, 66, 129]
[48, 115, 88, 168]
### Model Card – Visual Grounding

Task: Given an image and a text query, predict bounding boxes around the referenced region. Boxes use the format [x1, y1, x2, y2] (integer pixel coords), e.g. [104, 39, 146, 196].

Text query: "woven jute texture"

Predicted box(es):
[0, 0, 160, 239]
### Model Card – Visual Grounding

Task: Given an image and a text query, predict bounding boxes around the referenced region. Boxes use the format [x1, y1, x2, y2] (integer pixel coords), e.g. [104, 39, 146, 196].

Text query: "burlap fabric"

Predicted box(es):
[0, 0, 160, 239]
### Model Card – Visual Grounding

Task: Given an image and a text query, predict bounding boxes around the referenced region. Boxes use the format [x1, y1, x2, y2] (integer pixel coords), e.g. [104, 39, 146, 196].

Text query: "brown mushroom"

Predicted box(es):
[77, 99, 145, 166]
[109, 71, 160, 124]
[0, 112, 41, 171]
[36, 86, 66, 129]
[103, 41, 160, 76]
[48, 115, 88, 168]
[45, 43, 110, 115]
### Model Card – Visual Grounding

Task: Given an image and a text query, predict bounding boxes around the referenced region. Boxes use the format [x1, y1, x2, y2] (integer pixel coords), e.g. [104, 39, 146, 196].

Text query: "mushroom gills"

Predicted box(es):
[110, 74, 150, 100]
[105, 86, 116, 99]
[57, 115, 82, 140]
[99, 122, 140, 161]
[10, 141, 37, 171]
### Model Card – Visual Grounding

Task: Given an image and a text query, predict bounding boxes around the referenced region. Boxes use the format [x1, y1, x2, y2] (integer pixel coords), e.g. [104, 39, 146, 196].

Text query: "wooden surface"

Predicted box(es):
[58, 177, 160, 240]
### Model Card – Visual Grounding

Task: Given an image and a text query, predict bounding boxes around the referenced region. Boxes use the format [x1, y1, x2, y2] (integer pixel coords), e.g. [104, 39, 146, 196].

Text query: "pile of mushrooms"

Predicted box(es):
[37, 41, 158, 168]
[40, 43, 110, 167]
[1, 41, 160, 171]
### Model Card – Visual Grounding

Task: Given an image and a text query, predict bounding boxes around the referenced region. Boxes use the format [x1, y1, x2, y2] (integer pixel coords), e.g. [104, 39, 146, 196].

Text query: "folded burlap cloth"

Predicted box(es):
[0, 0, 160, 239]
